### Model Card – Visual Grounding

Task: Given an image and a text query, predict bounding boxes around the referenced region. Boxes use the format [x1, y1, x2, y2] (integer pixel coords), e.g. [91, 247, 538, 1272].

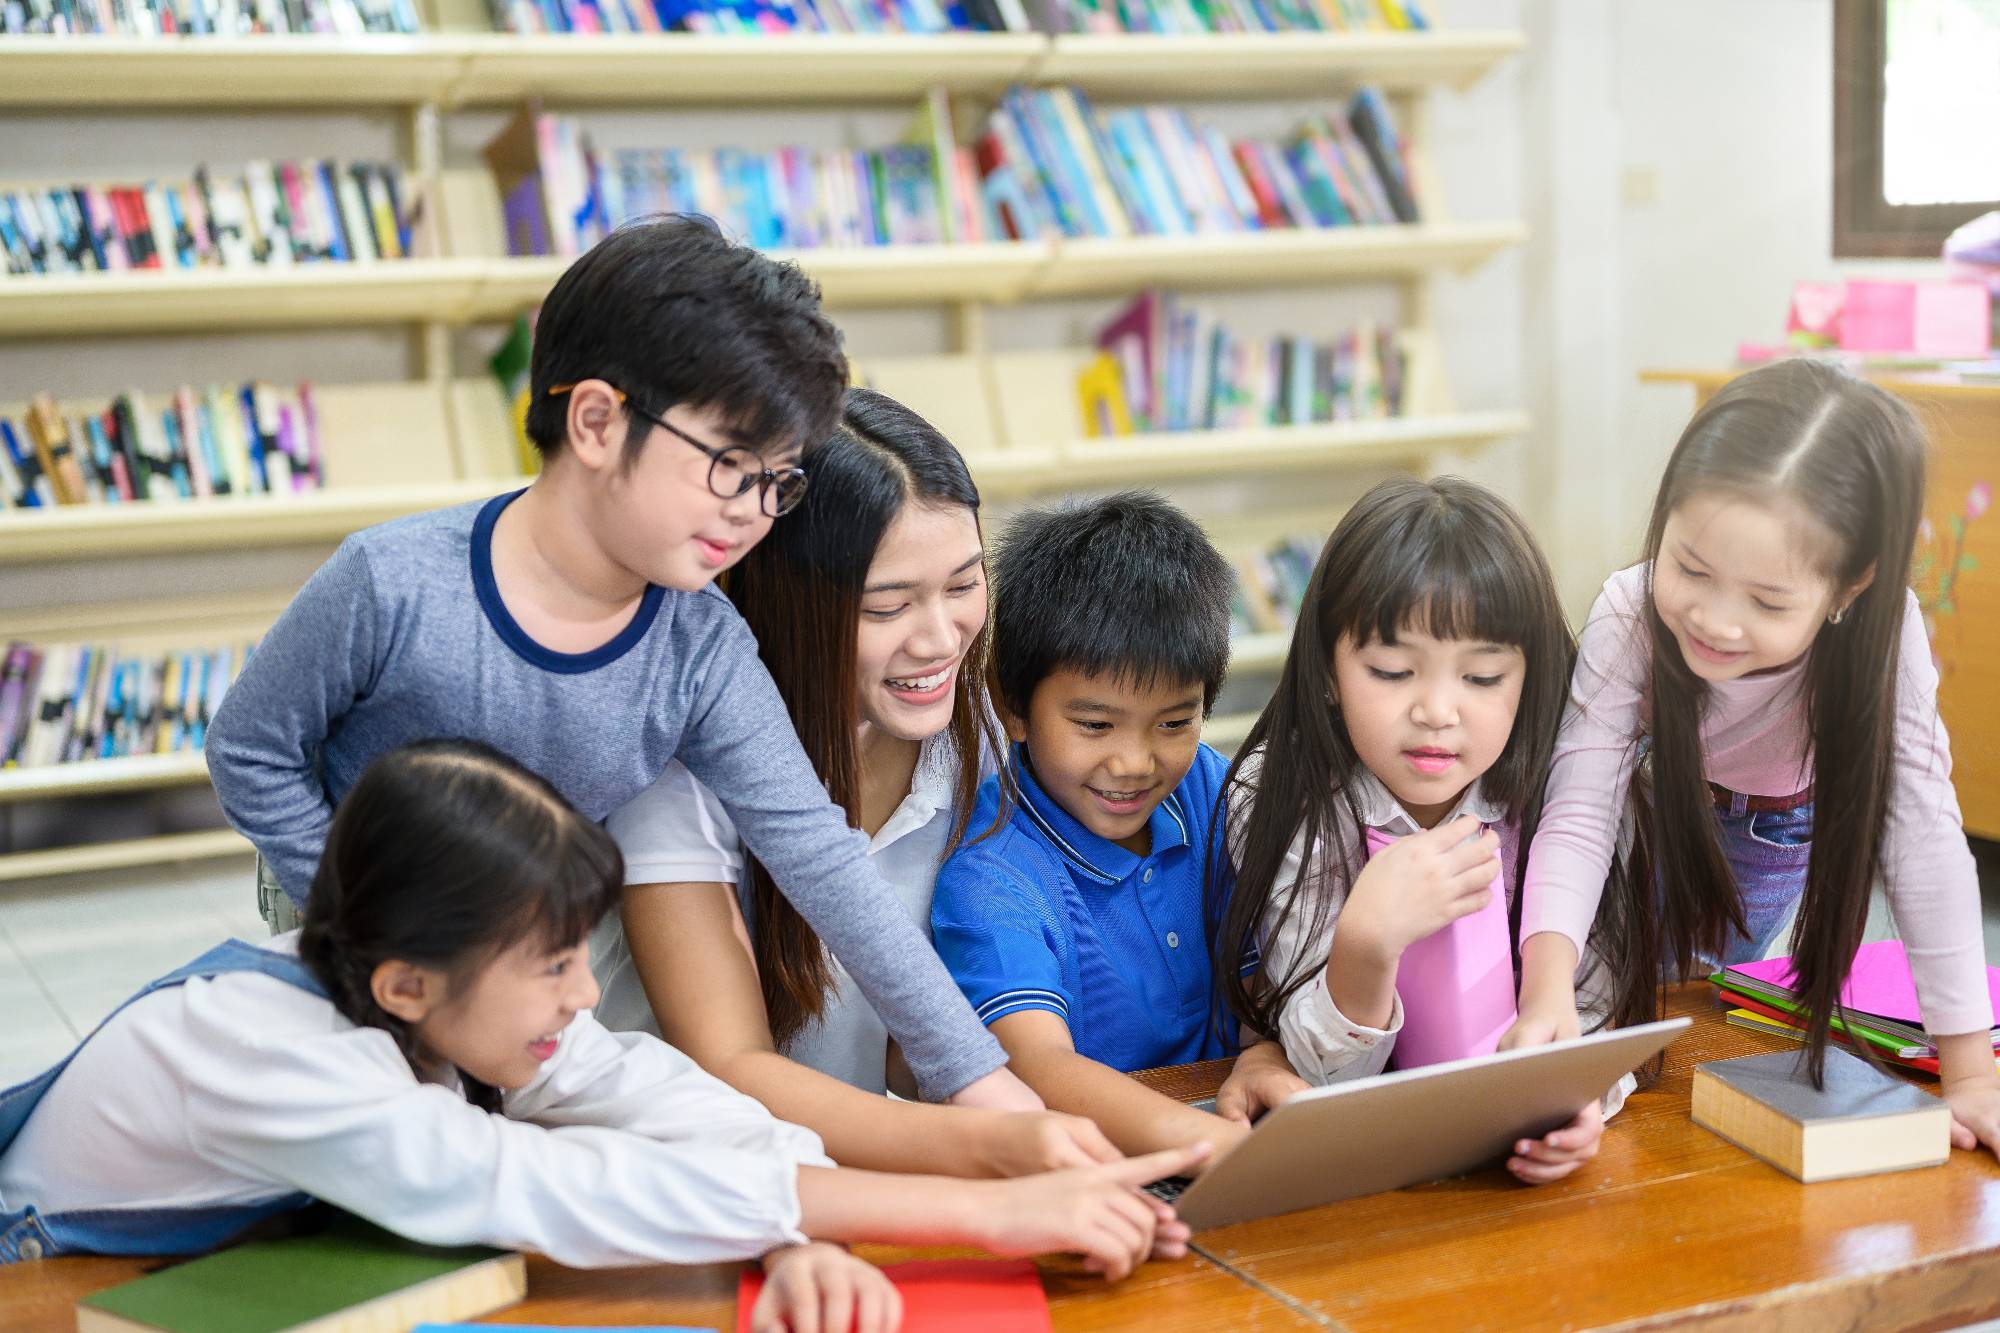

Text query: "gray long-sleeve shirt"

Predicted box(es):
[205, 491, 1005, 1099]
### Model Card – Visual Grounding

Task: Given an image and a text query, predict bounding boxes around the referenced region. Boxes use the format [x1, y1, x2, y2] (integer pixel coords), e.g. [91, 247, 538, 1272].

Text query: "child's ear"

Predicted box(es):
[998, 700, 1028, 744]
[371, 959, 444, 1026]
[1842, 560, 1878, 608]
[562, 379, 627, 475]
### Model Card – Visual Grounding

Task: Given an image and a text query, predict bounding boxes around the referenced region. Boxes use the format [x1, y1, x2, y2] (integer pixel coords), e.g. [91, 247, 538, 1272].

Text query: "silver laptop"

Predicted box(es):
[1162, 1017, 1691, 1230]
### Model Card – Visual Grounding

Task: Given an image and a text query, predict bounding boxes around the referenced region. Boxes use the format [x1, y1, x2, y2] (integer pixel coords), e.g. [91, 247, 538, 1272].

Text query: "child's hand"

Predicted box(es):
[972, 1141, 1210, 1279]
[972, 1109, 1123, 1176]
[948, 1066, 1046, 1113]
[752, 1243, 902, 1333]
[1937, 1034, 2000, 1158]
[1505, 1099, 1602, 1184]
[1215, 1040, 1310, 1127]
[1343, 815, 1501, 959]
[1497, 994, 1581, 1051]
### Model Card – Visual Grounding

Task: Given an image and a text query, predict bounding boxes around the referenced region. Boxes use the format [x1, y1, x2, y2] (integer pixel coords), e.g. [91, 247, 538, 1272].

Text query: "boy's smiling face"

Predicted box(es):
[1004, 666, 1205, 857]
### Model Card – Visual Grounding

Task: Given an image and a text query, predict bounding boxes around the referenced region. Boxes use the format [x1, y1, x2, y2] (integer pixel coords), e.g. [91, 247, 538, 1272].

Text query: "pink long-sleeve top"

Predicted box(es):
[1520, 563, 1993, 1037]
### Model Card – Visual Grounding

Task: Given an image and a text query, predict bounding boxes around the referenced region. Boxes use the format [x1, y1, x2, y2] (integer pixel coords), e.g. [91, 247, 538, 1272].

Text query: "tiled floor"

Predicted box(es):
[0, 852, 263, 1083]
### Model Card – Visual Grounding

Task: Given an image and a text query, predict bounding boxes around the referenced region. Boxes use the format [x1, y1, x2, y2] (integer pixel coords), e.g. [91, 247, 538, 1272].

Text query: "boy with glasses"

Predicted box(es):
[207, 216, 1035, 1110]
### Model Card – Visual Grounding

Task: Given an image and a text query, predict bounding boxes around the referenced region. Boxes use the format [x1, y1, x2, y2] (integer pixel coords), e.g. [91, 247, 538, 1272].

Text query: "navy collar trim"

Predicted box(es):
[470, 489, 665, 676]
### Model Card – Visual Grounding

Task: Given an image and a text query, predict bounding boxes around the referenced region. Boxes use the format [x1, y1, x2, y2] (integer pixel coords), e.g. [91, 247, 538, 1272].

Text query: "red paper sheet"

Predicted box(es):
[736, 1259, 1050, 1333]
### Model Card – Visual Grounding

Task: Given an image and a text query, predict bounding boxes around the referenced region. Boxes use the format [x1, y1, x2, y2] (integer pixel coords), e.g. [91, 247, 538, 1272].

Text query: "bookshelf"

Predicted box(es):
[0, 23, 1526, 880]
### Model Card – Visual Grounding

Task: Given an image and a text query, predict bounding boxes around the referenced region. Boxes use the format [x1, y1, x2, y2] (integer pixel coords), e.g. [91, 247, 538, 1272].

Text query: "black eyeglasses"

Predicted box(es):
[547, 383, 809, 518]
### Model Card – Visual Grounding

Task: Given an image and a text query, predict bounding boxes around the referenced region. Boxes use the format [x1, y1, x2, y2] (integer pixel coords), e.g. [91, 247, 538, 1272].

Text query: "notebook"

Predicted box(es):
[736, 1259, 1050, 1333]
[1691, 1047, 1952, 1182]
[76, 1215, 525, 1333]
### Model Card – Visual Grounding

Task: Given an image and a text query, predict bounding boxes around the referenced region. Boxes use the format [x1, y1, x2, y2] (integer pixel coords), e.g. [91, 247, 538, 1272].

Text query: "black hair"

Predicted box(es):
[989, 490, 1234, 720]
[523, 214, 848, 463]
[1212, 476, 1574, 1041]
[297, 739, 623, 1109]
[1598, 358, 1927, 1084]
[721, 386, 1001, 1047]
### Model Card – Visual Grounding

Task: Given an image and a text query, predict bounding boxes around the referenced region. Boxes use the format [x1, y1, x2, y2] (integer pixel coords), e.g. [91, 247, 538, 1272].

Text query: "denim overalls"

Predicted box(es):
[0, 939, 327, 1262]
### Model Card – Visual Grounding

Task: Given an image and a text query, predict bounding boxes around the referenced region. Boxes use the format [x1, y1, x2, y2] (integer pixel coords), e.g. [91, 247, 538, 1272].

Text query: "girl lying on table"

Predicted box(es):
[0, 739, 1205, 1333]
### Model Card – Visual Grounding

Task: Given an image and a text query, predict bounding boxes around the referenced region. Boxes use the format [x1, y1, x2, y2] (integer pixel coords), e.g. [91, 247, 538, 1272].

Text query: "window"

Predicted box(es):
[1834, 0, 2000, 258]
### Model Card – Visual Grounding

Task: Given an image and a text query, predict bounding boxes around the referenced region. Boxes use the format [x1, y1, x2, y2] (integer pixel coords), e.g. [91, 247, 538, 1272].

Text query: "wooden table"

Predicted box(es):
[1642, 367, 2000, 841]
[9, 986, 2000, 1331]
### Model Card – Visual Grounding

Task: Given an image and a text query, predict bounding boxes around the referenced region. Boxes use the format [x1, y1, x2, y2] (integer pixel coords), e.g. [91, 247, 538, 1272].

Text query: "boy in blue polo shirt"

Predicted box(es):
[931, 491, 1307, 1165]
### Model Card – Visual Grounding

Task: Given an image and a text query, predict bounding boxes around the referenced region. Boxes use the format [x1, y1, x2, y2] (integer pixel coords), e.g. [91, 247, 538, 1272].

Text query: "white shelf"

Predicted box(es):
[0, 261, 487, 337]
[0, 751, 212, 805]
[1030, 224, 1528, 298]
[1004, 410, 1528, 492]
[448, 32, 1044, 105]
[0, 482, 506, 563]
[1036, 30, 1525, 99]
[0, 35, 462, 107]
[1229, 631, 1291, 674]
[0, 225, 1525, 336]
[0, 828, 250, 884]
[0, 31, 1521, 109]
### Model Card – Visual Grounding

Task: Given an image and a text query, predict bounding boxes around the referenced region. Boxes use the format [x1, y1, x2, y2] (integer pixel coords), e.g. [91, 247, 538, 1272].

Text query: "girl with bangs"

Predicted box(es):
[593, 387, 1120, 1178]
[0, 739, 1204, 1333]
[1212, 476, 1615, 1185]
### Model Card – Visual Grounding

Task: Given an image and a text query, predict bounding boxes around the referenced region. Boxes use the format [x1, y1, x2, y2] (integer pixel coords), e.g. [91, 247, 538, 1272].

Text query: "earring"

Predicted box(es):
[1828, 605, 1848, 625]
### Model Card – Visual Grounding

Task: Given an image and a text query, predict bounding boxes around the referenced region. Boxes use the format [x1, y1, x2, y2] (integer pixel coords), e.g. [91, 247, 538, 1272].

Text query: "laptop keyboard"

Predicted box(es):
[1144, 1175, 1192, 1202]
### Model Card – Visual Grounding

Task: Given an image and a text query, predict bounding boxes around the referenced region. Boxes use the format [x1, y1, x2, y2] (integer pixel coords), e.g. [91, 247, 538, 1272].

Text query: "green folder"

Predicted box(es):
[77, 1213, 525, 1333]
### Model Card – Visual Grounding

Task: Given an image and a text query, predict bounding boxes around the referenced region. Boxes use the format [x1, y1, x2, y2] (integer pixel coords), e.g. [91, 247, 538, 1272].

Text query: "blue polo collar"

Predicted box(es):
[1011, 742, 1192, 886]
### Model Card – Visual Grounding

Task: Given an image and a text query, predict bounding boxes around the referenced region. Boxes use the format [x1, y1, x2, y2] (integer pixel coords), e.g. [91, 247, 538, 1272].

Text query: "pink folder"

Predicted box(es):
[1731, 938, 2000, 1027]
[1368, 827, 1519, 1069]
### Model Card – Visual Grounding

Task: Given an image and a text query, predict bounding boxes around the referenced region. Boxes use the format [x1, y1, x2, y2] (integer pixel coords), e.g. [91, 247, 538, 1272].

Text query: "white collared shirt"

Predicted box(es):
[0, 934, 832, 1268]
[597, 731, 980, 1094]
[1239, 762, 1631, 1116]
[1245, 767, 1509, 1087]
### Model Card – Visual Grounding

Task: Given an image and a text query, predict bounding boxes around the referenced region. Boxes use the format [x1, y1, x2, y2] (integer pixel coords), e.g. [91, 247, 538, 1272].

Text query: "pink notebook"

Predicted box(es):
[1368, 827, 1519, 1069]
[1731, 939, 2000, 1027]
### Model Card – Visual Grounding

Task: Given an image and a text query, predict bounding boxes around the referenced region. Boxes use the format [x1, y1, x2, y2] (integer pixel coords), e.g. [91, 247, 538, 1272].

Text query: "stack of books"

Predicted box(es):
[487, 0, 1026, 35]
[1712, 940, 2000, 1075]
[1079, 290, 1406, 436]
[0, 384, 324, 512]
[0, 638, 255, 769]
[0, 0, 419, 34]
[1, 163, 412, 277]
[977, 85, 1419, 240]
[1042, 0, 1424, 34]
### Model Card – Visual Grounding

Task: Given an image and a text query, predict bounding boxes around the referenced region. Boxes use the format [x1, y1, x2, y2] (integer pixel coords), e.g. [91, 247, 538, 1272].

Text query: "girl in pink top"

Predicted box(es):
[1508, 360, 2000, 1156]
[1214, 477, 1610, 1184]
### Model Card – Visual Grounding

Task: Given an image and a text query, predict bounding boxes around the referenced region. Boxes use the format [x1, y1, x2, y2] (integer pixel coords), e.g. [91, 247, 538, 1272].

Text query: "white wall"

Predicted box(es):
[1526, 0, 1953, 613]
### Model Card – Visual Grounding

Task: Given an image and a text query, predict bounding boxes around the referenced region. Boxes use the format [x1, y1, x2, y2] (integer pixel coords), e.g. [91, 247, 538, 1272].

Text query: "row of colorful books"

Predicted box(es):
[492, 105, 984, 257]
[502, 83, 1411, 258]
[1712, 941, 2000, 1075]
[11, 0, 1413, 31]
[0, 639, 252, 770]
[0, 163, 412, 278]
[0, 0, 417, 33]
[977, 85, 1418, 239]
[598, 143, 983, 250]
[0, 385, 323, 512]
[1080, 290, 1405, 436]
[1047, 0, 1424, 35]
[488, 0, 1022, 34]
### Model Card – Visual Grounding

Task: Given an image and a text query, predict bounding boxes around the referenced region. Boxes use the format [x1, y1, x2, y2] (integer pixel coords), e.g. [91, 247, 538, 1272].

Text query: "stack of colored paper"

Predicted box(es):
[1711, 940, 2000, 1074]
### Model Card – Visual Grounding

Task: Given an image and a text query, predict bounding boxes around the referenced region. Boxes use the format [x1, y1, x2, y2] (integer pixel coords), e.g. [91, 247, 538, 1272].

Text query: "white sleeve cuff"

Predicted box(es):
[1277, 974, 1404, 1086]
